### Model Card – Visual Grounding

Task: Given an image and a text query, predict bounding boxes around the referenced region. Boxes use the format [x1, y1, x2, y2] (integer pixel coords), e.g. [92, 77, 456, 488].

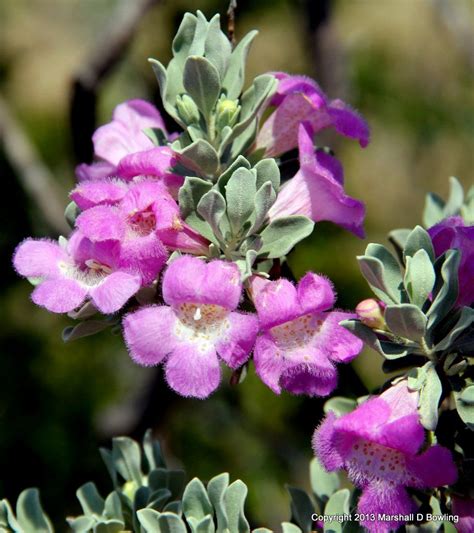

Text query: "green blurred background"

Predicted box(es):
[0, 0, 473, 530]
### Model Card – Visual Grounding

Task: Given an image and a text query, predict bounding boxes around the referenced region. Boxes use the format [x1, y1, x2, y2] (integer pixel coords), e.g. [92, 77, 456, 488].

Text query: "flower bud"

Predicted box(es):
[356, 298, 386, 329]
[215, 98, 240, 129]
[176, 94, 200, 124]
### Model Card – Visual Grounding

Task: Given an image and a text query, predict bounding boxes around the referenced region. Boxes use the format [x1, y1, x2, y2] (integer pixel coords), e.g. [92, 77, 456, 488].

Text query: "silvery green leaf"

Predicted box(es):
[188, 11, 208, 56]
[204, 14, 232, 79]
[183, 479, 213, 521]
[310, 457, 340, 503]
[93, 520, 124, 533]
[259, 216, 314, 258]
[179, 177, 213, 219]
[148, 489, 173, 512]
[163, 501, 182, 515]
[281, 524, 303, 533]
[443, 176, 464, 217]
[461, 184, 474, 223]
[172, 12, 198, 70]
[68, 515, 95, 532]
[149, 59, 184, 127]
[217, 156, 251, 192]
[104, 492, 122, 521]
[183, 56, 221, 119]
[358, 244, 404, 304]
[423, 192, 446, 228]
[207, 473, 229, 532]
[426, 250, 460, 330]
[252, 529, 274, 533]
[254, 158, 281, 191]
[16, 489, 53, 533]
[323, 397, 357, 417]
[403, 225, 435, 261]
[435, 306, 474, 351]
[176, 139, 219, 176]
[111, 437, 143, 486]
[193, 514, 215, 533]
[0, 499, 19, 531]
[407, 363, 429, 391]
[418, 362, 442, 430]
[388, 228, 411, 257]
[384, 304, 427, 342]
[223, 30, 258, 99]
[225, 168, 257, 234]
[454, 388, 474, 429]
[340, 319, 410, 360]
[323, 489, 350, 533]
[143, 429, 166, 472]
[68, 301, 99, 320]
[143, 127, 168, 146]
[248, 181, 276, 235]
[76, 482, 105, 516]
[176, 95, 201, 126]
[404, 249, 435, 308]
[228, 120, 259, 163]
[287, 487, 314, 533]
[138, 509, 187, 533]
[65, 201, 80, 228]
[148, 469, 185, 501]
[99, 449, 118, 488]
[223, 480, 250, 533]
[197, 189, 227, 240]
[62, 320, 112, 342]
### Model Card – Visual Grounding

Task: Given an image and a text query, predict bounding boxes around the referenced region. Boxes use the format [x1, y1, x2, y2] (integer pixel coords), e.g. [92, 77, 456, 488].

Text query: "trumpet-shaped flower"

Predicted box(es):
[256, 72, 369, 157]
[13, 231, 144, 314]
[123, 256, 258, 398]
[75, 181, 207, 283]
[75, 100, 183, 195]
[313, 381, 458, 533]
[428, 216, 474, 307]
[268, 123, 366, 237]
[252, 273, 363, 396]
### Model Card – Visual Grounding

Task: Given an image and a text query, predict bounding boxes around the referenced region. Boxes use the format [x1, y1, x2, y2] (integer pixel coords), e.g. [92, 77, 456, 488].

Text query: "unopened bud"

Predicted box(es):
[215, 98, 240, 129]
[176, 94, 200, 124]
[356, 298, 386, 329]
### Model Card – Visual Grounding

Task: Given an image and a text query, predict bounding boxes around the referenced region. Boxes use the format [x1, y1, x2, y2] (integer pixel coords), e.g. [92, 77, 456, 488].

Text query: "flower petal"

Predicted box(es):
[70, 179, 128, 210]
[123, 306, 178, 366]
[407, 445, 457, 488]
[165, 343, 221, 399]
[13, 238, 67, 278]
[317, 311, 363, 363]
[76, 206, 126, 242]
[254, 278, 301, 329]
[89, 271, 141, 313]
[253, 333, 286, 394]
[75, 161, 116, 182]
[32, 278, 87, 313]
[297, 272, 335, 313]
[312, 411, 345, 471]
[216, 311, 258, 369]
[357, 484, 416, 533]
[280, 360, 338, 396]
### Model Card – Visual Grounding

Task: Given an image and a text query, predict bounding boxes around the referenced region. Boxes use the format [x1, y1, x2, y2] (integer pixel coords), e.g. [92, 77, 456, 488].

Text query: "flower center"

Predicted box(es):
[128, 207, 156, 236]
[174, 303, 230, 353]
[59, 259, 112, 287]
[270, 313, 323, 351]
[347, 440, 407, 486]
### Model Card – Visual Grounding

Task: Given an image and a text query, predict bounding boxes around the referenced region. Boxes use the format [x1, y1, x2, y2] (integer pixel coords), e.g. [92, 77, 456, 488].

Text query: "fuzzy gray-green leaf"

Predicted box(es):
[418, 362, 442, 430]
[404, 249, 435, 308]
[384, 304, 427, 342]
[287, 487, 314, 533]
[183, 478, 213, 522]
[223, 480, 250, 533]
[310, 458, 340, 504]
[183, 56, 221, 119]
[16, 489, 53, 533]
[259, 216, 314, 258]
[323, 489, 350, 533]
[223, 30, 258, 99]
[225, 168, 256, 234]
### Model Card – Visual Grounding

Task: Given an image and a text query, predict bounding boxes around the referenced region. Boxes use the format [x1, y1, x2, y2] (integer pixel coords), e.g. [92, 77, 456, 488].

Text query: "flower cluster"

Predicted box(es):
[13, 12, 368, 400]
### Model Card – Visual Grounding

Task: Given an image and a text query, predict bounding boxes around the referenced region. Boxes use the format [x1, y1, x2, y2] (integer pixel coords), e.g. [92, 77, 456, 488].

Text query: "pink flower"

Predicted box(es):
[75, 180, 207, 284]
[75, 99, 183, 196]
[123, 256, 259, 399]
[313, 382, 458, 533]
[268, 122, 366, 237]
[13, 232, 144, 314]
[256, 73, 369, 157]
[252, 273, 363, 396]
[428, 216, 474, 307]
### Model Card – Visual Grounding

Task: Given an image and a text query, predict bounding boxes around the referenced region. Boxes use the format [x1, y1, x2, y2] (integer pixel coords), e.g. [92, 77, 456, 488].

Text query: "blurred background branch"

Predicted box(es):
[70, 0, 160, 163]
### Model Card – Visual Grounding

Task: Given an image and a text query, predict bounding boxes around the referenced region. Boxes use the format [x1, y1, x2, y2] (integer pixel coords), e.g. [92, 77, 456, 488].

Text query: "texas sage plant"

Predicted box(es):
[8, 10, 473, 533]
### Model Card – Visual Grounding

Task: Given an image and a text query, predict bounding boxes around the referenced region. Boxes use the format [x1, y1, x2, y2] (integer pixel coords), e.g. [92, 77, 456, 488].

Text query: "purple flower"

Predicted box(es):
[75, 100, 183, 195]
[13, 231, 144, 314]
[313, 381, 458, 533]
[268, 122, 366, 237]
[256, 73, 369, 157]
[252, 273, 363, 396]
[452, 496, 474, 533]
[123, 256, 259, 398]
[75, 180, 208, 284]
[428, 216, 474, 307]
